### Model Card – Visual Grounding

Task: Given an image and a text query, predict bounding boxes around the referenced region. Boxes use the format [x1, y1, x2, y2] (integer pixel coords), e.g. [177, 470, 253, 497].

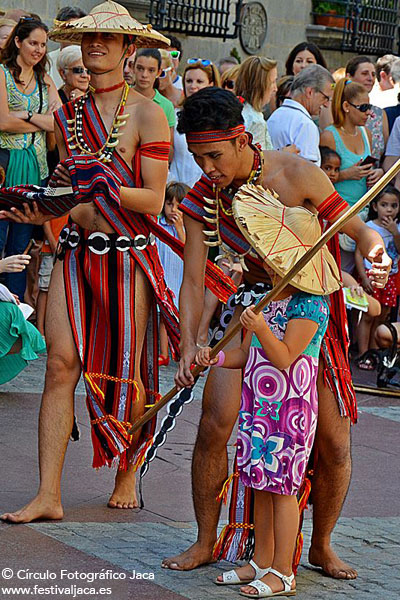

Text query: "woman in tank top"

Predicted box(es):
[0, 17, 60, 299]
[320, 78, 384, 273]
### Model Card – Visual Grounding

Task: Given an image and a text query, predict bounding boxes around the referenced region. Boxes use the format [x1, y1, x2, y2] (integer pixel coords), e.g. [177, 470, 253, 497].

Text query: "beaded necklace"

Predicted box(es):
[66, 82, 130, 163]
[202, 144, 264, 271]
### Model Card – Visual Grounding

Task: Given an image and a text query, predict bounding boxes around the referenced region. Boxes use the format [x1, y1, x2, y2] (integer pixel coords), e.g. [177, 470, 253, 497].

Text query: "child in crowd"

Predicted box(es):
[195, 199, 338, 597]
[36, 215, 69, 337]
[320, 145, 341, 185]
[157, 181, 188, 365]
[355, 185, 400, 369]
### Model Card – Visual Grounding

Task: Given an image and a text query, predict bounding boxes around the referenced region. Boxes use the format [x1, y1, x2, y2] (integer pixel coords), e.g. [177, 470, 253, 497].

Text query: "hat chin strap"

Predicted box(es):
[88, 48, 128, 76]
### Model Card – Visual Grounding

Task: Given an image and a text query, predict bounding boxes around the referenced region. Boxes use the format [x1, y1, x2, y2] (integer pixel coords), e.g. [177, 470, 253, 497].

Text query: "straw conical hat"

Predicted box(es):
[49, 0, 170, 48]
[233, 184, 341, 295]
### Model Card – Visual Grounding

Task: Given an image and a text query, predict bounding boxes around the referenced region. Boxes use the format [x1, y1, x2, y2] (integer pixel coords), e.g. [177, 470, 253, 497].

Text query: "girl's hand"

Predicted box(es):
[12, 293, 20, 305]
[344, 160, 373, 181]
[46, 100, 61, 114]
[367, 167, 384, 187]
[381, 215, 399, 235]
[0, 202, 48, 225]
[240, 305, 265, 333]
[195, 346, 218, 367]
[349, 284, 365, 298]
[360, 275, 374, 294]
[367, 245, 391, 288]
[0, 254, 31, 273]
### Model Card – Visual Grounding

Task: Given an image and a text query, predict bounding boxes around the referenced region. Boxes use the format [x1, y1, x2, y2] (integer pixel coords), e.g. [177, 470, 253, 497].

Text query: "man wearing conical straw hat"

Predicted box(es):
[0, 1, 181, 522]
[161, 88, 391, 580]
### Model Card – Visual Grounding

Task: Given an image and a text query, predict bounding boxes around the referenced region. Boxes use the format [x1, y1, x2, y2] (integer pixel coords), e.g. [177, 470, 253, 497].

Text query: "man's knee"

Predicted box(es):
[197, 407, 236, 451]
[45, 352, 80, 388]
[316, 419, 351, 466]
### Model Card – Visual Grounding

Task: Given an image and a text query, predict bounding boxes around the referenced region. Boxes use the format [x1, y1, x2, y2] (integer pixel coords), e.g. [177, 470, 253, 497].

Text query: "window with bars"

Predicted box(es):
[341, 0, 400, 54]
[147, 0, 243, 39]
[312, 0, 400, 54]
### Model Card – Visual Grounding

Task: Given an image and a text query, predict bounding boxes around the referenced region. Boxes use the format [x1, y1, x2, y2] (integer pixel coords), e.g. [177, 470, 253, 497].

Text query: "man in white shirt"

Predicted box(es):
[268, 64, 335, 166]
[369, 54, 399, 109]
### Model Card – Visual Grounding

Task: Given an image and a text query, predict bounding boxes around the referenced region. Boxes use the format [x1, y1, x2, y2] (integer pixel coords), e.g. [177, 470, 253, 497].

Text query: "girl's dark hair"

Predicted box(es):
[285, 42, 327, 76]
[319, 145, 341, 164]
[135, 48, 162, 69]
[162, 181, 190, 216]
[368, 184, 400, 220]
[0, 18, 49, 84]
[177, 87, 243, 135]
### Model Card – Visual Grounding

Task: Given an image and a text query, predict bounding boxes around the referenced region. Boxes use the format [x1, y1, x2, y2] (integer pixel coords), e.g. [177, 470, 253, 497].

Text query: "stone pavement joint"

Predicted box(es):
[29, 517, 400, 600]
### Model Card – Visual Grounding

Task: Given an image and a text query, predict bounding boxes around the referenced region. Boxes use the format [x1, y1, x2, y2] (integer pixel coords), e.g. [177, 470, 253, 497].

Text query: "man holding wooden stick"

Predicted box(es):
[162, 88, 390, 579]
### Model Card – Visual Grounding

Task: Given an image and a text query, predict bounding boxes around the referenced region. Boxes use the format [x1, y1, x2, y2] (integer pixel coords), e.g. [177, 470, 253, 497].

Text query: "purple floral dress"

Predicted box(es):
[237, 292, 329, 496]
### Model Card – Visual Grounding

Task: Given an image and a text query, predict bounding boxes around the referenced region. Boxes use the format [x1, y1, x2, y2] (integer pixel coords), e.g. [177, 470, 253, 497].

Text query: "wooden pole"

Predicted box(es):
[129, 158, 400, 435]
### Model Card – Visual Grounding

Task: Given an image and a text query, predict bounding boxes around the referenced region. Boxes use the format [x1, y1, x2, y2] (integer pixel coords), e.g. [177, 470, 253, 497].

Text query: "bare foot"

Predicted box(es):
[0, 494, 63, 524]
[240, 571, 296, 596]
[309, 545, 358, 579]
[216, 562, 259, 584]
[107, 467, 138, 509]
[161, 541, 215, 571]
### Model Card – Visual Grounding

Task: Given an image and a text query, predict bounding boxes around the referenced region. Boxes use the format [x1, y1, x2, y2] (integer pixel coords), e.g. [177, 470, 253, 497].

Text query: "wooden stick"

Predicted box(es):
[129, 158, 400, 434]
[354, 384, 400, 398]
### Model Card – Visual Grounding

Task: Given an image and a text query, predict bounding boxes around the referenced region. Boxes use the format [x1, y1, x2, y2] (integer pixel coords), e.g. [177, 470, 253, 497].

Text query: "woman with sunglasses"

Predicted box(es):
[221, 64, 240, 94]
[158, 49, 183, 108]
[321, 78, 384, 272]
[56, 45, 90, 103]
[0, 17, 60, 299]
[346, 56, 389, 162]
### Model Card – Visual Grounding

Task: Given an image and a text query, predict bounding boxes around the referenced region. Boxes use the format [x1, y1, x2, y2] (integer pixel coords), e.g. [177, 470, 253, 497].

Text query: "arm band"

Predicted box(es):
[317, 191, 349, 222]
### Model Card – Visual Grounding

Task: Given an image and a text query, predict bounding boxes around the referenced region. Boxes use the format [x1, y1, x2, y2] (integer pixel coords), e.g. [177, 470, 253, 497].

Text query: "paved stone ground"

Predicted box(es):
[1, 356, 400, 599]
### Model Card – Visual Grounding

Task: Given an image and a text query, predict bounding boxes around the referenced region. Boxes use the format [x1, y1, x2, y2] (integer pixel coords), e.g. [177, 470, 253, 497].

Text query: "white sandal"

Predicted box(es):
[239, 567, 296, 597]
[215, 559, 270, 586]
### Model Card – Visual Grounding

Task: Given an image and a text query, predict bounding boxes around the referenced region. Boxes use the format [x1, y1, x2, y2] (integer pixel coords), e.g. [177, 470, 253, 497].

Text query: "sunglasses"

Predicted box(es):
[66, 67, 90, 75]
[348, 101, 372, 113]
[169, 50, 181, 60]
[223, 79, 235, 90]
[159, 66, 172, 79]
[187, 58, 212, 67]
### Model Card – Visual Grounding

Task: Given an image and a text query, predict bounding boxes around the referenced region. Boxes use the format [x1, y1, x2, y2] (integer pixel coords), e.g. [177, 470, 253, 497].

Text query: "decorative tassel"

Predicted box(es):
[216, 472, 238, 505]
[131, 436, 154, 472]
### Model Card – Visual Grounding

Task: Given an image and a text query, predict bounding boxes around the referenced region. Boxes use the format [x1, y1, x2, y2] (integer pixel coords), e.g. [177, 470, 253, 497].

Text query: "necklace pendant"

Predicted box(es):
[204, 216, 217, 224]
[204, 196, 216, 206]
[204, 240, 221, 247]
[203, 229, 218, 237]
[106, 140, 119, 148]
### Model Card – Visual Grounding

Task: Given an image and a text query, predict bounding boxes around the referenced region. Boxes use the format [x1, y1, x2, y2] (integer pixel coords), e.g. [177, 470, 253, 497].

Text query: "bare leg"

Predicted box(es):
[36, 290, 48, 338]
[241, 493, 297, 595]
[369, 306, 390, 350]
[375, 322, 400, 348]
[108, 265, 152, 509]
[308, 363, 357, 579]
[217, 489, 274, 583]
[162, 309, 242, 570]
[356, 312, 373, 356]
[0, 261, 81, 523]
[159, 317, 169, 359]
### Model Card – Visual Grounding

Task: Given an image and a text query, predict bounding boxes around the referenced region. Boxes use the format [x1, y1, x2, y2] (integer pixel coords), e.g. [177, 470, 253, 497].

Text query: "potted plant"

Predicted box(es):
[312, 1, 347, 27]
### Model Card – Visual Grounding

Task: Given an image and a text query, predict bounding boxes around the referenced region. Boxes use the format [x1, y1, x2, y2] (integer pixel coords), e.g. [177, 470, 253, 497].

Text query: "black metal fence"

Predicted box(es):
[342, 0, 399, 55]
[147, 0, 242, 39]
[312, 0, 400, 54]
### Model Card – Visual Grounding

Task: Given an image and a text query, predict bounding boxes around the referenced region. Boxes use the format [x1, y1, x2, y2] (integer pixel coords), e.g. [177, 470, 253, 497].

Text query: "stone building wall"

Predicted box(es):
[0, 0, 363, 76]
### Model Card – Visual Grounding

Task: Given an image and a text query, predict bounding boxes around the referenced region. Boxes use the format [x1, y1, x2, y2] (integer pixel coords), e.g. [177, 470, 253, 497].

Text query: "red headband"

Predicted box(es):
[186, 124, 245, 144]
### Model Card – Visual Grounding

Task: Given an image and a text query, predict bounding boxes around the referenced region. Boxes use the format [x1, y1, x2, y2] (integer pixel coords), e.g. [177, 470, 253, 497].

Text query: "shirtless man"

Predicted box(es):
[162, 88, 390, 579]
[0, 1, 176, 522]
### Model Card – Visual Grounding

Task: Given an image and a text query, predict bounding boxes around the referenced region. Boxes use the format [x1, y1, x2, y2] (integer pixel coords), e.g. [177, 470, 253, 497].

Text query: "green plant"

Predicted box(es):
[312, 1, 347, 15]
[230, 47, 241, 64]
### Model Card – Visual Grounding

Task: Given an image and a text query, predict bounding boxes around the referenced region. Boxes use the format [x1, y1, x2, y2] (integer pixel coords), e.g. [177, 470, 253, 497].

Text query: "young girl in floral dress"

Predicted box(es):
[196, 192, 339, 598]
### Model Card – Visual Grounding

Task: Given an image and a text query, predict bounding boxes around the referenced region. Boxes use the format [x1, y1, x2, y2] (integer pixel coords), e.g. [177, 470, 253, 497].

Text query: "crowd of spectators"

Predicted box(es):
[1, 5, 400, 380]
